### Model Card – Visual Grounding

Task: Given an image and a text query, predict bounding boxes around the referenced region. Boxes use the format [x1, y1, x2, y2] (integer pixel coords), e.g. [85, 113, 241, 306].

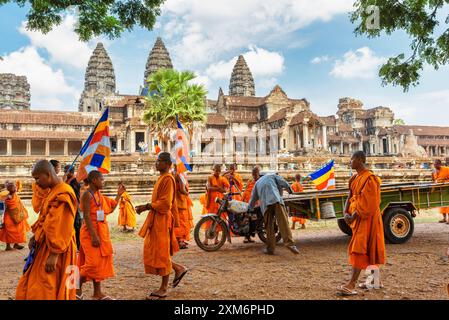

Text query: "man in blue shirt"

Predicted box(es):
[249, 173, 300, 255]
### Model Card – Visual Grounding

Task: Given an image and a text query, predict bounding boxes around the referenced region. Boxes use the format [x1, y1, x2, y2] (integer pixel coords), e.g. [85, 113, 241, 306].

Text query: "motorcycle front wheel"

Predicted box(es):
[194, 216, 228, 252]
[257, 220, 283, 244]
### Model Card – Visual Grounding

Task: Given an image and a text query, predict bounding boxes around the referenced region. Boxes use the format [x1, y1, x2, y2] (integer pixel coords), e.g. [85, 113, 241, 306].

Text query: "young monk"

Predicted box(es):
[432, 159, 449, 223]
[185, 182, 194, 241]
[223, 163, 244, 201]
[242, 166, 260, 203]
[50, 159, 61, 175]
[337, 151, 386, 296]
[0, 181, 30, 251]
[64, 165, 82, 250]
[135, 152, 188, 300]
[173, 168, 190, 249]
[291, 174, 306, 230]
[199, 193, 208, 214]
[76, 171, 125, 300]
[16, 160, 77, 300]
[118, 185, 137, 233]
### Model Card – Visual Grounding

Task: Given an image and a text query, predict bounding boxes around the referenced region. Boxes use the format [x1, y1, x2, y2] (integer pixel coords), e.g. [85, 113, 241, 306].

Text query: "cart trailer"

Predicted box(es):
[284, 182, 449, 244]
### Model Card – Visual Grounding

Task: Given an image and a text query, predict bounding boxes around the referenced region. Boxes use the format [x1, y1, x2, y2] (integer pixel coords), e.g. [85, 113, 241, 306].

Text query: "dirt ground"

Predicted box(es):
[1, 203, 449, 300]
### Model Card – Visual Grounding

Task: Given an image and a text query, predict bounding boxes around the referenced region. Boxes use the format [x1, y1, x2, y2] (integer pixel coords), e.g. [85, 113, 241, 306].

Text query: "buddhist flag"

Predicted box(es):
[154, 140, 161, 154]
[308, 160, 336, 191]
[76, 107, 111, 182]
[175, 116, 192, 174]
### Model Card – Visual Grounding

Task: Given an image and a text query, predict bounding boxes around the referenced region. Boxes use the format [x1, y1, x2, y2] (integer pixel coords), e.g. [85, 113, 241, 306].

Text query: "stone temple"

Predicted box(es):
[1, 37, 449, 159]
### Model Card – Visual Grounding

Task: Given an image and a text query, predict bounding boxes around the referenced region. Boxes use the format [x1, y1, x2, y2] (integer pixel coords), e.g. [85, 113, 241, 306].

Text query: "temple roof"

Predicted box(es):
[206, 113, 227, 126]
[267, 108, 288, 123]
[0, 111, 96, 125]
[229, 55, 255, 97]
[393, 125, 449, 136]
[144, 37, 173, 84]
[0, 130, 89, 139]
[289, 111, 322, 126]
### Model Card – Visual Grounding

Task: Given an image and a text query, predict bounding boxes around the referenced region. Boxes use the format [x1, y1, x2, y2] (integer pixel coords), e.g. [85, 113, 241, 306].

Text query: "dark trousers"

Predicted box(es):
[264, 203, 295, 252]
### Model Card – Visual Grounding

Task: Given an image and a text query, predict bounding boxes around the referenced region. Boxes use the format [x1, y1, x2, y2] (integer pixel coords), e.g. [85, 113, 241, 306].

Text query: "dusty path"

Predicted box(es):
[1, 220, 449, 300]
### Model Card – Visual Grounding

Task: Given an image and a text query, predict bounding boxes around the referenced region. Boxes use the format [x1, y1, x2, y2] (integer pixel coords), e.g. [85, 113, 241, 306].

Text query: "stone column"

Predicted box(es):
[130, 131, 136, 153]
[26, 139, 31, 156]
[45, 139, 50, 156]
[340, 141, 344, 155]
[322, 126, 328, 149]
[64, 139, 69, 156]
[6, 139, 12, 156]
[117, 139, 122, 152]
[302, 123, 309, 150]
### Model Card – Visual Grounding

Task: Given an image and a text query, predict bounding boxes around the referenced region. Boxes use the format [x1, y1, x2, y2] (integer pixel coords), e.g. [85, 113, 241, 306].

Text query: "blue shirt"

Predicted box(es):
[248, 174, 293, 214]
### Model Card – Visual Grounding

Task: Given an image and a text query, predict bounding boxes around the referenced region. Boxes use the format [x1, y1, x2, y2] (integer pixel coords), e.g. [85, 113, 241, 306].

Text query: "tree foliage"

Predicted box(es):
[351, 0, 449, 91]
[0, 0, 165, 41]
[393, 118, 406, 125]
[143, 68, 207, 141]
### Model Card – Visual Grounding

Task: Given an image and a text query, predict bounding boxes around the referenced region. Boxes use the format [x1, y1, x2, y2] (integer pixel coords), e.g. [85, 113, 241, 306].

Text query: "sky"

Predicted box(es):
[1, 0, 449, 126]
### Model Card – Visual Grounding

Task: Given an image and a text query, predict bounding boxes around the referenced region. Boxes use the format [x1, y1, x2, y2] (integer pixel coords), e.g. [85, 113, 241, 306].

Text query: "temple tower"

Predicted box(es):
[143, 37, 173, 84]
[229, 55, 255, 97]
[0, 73, 30, 110]
[78, 43, 116, 113]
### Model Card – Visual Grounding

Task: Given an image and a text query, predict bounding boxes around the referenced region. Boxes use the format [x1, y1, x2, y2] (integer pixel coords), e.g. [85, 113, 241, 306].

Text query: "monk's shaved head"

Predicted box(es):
[32, 160, 56, 175]
[434, 159, 443, 170]
[213, 164, 221, 171]
[158, 152, 172, 164]
[352, 151, 366, 164]
[87, 170, 103, 183]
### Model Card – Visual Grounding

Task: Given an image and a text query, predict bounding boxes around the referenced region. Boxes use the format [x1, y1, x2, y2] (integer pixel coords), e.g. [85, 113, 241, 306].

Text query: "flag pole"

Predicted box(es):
[66, 103, 108, 173]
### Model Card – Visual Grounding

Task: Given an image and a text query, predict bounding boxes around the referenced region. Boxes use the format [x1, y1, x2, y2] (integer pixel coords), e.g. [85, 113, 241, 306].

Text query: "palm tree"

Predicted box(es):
[393, 119, 405, 125]
[142, 68, 207, 150]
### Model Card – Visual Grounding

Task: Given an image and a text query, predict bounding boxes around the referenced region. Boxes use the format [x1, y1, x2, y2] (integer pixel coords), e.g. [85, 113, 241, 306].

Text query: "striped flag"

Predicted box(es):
[175, 116, 192, 174]
[76, 107, 111, 182]
[308, 160, 336, 191]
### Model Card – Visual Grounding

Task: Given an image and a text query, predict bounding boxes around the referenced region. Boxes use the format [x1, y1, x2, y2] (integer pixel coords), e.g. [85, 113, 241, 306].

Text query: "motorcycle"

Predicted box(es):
[194, 192, 282, 252]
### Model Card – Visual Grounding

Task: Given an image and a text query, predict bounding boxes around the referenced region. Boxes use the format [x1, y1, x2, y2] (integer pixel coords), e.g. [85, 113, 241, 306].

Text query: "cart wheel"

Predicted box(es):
[337, 218, 352, 236]
[383, 208, 414, 244]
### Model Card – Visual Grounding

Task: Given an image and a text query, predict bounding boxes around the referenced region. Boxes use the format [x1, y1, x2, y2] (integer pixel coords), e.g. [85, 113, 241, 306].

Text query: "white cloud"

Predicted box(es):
[311, 55, 331, 64]
[161, 0, 354, 67]
[205, 45, 284, 81]
[18, 15, 99, 69]
[0, 47, 79, 109]
[330, 47, 386, 79]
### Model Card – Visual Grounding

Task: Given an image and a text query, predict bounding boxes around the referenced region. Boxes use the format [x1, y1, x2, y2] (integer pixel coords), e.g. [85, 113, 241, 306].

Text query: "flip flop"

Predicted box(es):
[172, 269, 189, 288]
[76, 293, 85, 300]
[337, 285, 358, 296]
[146, 292, 167, 300]
[98, 295, 114, 300]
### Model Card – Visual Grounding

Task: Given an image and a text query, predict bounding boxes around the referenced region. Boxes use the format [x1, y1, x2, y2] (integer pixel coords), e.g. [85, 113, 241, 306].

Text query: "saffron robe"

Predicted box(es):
[16, 182, 77, 300]
[174, 176, 189, 241]
[0, 192, 30, 244]
[205, 175, 230, 213]
[347, 169, 386, 269]
[31, 182, 50, 214]
[118, 191, 137, 228]
[291, 182, 306, 225]
[139, 173, 179, 276]
[433, 166, 449, 214]
[79, 191, 116, 282]
[226, 172, 244, 201]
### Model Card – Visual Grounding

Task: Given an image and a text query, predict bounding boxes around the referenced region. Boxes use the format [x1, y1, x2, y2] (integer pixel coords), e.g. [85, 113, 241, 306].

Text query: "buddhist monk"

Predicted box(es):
[31, 160, 60, 214]
[76, 170, 125, 300]
[135, 152, 188, 300]
[432, 159, 449, 223]
[185, 185, 194, 241]
[64, 164, 82, 249]
[204, 164, 230, 245]
[291, 174, 306, 230]
[242, 166, 261, 243]
[50, 159, 61, 175]
[16, 160, 77, 300]
[337, 151, 386, 296]
[199, 193, 208, 214]
[223, 163, 244, 201]
[242, 166, 260, 203]
[0, 181, 30, 251]
[118, 186, 137, 233]
[173, 167, 190, 249]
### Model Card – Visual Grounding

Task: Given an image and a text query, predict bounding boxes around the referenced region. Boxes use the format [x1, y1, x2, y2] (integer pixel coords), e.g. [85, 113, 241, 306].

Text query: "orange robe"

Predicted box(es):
[174, 177, 189, 241]
[199, 193, 208, 214]
[205, 175, 230, 213]
[347, 169, 386, 269]
[139, 173, 179, 276]
[433, 166, 449, 214]
[226, 173, 244, 201]
[16, 182, 77, 300]
[0, 193, 30, 244]
[186, 194, 194, 241]
[78, 191, 116, 282]
[118, 191, 137, 228]
[31, 182, 50, 214]
[242, 179, 256, 203]
[291, 182, 306, 225]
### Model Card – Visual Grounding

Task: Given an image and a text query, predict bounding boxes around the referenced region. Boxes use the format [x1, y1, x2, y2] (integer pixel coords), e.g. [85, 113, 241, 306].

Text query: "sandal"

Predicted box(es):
[146, 292, 167, 300]
[439, 219, 447, 223]
[76, 293, 85, 300]
[97, 295, 114, 300]
[172, 269, 189, 288]
[337, 285, 358, 296]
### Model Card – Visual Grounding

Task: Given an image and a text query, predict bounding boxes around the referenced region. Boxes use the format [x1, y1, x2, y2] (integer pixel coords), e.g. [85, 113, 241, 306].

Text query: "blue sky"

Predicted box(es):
[1, 0, 449, 126]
